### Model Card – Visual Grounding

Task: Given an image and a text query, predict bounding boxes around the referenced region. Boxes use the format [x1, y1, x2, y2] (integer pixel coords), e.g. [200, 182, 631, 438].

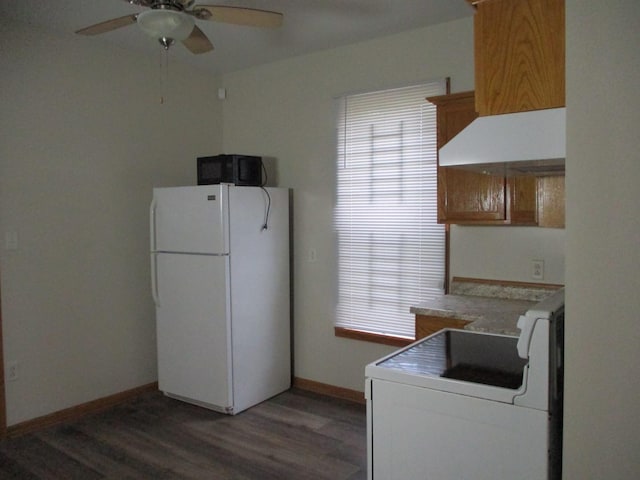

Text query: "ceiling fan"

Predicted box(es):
[75, 0, 283, 54]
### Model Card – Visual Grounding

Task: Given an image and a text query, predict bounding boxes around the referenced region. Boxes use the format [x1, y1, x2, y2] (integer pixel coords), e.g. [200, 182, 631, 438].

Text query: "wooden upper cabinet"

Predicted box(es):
[427, 91, 538, 225]
[474, 0, 565, 115]
[425, 0, 566, 227]
[429, 92, 502, 223]
[440, 168, 507, 223]
[432, 91, 479, 147]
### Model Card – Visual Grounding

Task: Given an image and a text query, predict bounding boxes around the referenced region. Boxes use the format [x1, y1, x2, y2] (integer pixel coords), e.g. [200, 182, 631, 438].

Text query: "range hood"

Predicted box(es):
[439, 107, 566, 176]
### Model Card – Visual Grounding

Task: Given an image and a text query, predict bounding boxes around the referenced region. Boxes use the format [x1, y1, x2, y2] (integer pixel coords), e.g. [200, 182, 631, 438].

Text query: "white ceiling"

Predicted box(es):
[0, 0, 474, 75]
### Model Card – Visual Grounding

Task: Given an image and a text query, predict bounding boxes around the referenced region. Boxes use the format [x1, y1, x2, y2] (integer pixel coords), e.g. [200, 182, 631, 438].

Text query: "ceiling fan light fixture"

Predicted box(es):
[137, 9, 195, 42]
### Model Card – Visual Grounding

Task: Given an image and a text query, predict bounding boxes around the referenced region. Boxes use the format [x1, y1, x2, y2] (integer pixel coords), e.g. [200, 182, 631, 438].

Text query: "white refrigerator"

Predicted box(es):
[150, 184, 291, 414]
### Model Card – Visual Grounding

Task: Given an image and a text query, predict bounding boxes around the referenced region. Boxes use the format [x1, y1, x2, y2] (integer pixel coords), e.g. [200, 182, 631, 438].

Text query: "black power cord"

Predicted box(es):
[259, 160, 271, 231]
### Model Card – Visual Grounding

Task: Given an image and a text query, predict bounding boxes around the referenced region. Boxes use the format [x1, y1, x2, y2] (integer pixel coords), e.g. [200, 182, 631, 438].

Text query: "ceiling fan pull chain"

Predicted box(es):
[159, 46, 169, 104]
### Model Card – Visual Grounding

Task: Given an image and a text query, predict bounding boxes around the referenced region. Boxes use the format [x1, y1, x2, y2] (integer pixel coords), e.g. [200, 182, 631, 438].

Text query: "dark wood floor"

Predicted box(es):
[0, 388, 367, 479]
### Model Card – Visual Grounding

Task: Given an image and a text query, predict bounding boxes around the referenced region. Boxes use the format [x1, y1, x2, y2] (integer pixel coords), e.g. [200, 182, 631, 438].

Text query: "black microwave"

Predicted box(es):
[197, 154, 263, 186]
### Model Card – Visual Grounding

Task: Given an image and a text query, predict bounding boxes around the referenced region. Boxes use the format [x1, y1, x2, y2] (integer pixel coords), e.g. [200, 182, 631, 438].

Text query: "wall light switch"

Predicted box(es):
[6, 361, 18, 381]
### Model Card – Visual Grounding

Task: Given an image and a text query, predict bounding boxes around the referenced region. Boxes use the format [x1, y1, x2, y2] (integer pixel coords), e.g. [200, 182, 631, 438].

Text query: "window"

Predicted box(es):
[334, 81, 446, 340]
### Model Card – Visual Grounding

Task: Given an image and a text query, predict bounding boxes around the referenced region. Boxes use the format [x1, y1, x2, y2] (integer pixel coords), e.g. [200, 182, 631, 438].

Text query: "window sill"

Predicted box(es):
[334, 327, 414, 348]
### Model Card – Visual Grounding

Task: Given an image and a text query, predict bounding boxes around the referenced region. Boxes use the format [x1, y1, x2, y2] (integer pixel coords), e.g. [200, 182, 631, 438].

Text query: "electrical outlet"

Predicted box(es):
[308, 248, 318, 263]
[6, 361, 18, 381]
[532, 260, 544, 280]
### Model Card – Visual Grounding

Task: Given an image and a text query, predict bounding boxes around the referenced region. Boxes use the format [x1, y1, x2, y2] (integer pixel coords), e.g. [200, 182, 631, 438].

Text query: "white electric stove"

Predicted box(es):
[365, 289, 564, 480]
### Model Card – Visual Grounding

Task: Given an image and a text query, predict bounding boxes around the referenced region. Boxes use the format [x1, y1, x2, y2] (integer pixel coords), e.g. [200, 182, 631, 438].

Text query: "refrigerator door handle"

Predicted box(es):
[150, 198, 157, 252]
[151, 253, 160, 306]
[150, 198, 160, 306]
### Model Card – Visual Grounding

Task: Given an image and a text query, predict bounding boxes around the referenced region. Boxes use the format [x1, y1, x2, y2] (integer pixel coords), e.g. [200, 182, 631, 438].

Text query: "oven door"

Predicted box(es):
[366, 377, 550, 480]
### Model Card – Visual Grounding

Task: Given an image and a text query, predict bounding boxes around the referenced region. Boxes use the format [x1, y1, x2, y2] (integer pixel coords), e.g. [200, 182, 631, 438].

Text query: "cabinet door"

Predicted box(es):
[508, 176, 538, 225]
[537, 175, 565, 228]
[415, 315, 471, 340]
[440, 169, 506, 222]
[474, 0, 565, 115]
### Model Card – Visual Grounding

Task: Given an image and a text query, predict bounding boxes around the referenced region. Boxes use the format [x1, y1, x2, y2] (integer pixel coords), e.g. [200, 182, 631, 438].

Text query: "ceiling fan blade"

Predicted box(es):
[182, 25, 214, 54]
[194, 5, 283, 28]
[75, 14, 138, 36]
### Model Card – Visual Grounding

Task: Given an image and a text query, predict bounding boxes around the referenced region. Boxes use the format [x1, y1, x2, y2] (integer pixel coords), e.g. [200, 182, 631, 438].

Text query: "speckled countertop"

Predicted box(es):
[410, 279, 562, 336]
[411, 296, 536, 336]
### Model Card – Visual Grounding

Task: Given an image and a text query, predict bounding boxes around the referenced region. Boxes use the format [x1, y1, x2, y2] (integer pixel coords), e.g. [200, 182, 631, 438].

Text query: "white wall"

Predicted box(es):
[0, 21, 222, 425]
[564, 1, 640, 478]
[450, 226, 565, 284]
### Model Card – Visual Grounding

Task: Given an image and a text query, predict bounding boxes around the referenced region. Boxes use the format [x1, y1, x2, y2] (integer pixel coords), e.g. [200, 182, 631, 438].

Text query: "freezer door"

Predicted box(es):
[155, 253, 233, 410]
[151, 185, 229, 254]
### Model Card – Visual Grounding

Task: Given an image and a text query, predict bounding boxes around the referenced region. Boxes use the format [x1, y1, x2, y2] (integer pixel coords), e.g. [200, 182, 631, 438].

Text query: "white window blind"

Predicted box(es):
[334, 81, 446, 338]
